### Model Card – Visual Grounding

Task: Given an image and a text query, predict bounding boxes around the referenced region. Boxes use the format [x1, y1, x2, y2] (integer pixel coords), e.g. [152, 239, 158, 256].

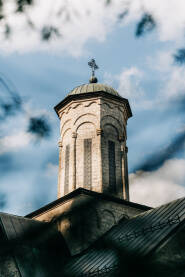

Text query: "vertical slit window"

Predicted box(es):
[64, 145, 70, 194]
[108, 140, 116, 192]
[84, 139, 92, 189]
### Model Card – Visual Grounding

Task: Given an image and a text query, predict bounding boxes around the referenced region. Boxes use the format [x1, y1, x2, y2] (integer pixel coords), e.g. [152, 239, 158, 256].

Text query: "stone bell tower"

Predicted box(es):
[54, 59, 132, 200]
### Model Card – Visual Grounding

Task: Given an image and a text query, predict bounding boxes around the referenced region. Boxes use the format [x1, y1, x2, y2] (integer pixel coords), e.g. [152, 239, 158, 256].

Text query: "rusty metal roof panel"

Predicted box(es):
[63, 197, 185, 276]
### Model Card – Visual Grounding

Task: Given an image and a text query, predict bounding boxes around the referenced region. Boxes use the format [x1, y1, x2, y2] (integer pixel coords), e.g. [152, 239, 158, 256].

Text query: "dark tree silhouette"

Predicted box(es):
[0, 75, 22, 120]
[16, 0, 33, 12]
[173, 48, 185, 65]
[0, 74, 51, 140]
[27, 116, 51, 139]
[135, 13, 156, 37]
[41, 26, 61, 41]
[0, 0, 184, 69]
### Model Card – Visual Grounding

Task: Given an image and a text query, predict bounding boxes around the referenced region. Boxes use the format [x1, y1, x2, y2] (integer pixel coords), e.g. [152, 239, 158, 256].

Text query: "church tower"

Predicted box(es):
[54, 60, 132, 200]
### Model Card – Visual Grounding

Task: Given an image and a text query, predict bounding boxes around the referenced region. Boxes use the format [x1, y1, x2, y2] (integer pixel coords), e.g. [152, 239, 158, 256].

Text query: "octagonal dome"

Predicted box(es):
[67, 83, 120, 97]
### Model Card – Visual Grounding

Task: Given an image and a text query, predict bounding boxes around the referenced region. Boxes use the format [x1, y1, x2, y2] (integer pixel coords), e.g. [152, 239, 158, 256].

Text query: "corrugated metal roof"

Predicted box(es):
[0, 212, 45, 242]
[0, 213, 70, 277]
[63, 197, 185, 276]
[67, 83, 120, 97]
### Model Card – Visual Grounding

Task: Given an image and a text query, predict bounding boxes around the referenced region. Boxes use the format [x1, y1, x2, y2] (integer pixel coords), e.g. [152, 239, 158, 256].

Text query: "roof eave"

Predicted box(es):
[26, 187, 151, 219]
[54, 91, 132, 119]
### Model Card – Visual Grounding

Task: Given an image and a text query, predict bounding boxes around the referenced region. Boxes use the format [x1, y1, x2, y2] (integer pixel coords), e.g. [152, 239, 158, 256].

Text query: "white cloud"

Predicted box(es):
[0, 100, 55, 156]
[117, 67, 143, 99]
[147, 50, 174, 73]
[130, 159, 185, 207]
[104, 67, 150, 109]
[105, 52, 185, 111]
[45, 162, 58, 177]
[126, 0, 185, 42]
[162, 67, 185, 98]
[148, 50, 185, 100]
[0, 132, 32, 154]
[0, 0, 124, 55]
[0, 0, 185, 55]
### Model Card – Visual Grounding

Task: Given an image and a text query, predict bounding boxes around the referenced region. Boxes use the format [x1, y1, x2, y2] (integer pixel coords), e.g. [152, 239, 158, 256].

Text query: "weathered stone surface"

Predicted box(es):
[28, 189, 150, 255]
[57, 93, 131, 200]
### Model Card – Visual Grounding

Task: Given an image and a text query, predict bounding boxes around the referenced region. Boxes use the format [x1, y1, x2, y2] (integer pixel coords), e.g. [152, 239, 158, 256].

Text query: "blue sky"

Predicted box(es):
[0, 0, 185, 214]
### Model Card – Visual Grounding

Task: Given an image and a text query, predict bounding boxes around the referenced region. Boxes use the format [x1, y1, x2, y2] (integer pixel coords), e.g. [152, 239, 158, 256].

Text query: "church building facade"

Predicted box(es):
[0, 60, 184, 277]
[55, 79, 131, 200]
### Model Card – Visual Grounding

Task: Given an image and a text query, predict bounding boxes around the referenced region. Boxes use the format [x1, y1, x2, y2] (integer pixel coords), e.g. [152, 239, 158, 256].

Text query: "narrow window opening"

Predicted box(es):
[84, 138, 92, 189]
[108, 140, 116, 192]
[64, 145, 70, 194]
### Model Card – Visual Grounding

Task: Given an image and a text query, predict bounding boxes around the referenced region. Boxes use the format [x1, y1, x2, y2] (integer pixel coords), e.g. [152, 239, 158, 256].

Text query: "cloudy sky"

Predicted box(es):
[0, 0, 185, 215]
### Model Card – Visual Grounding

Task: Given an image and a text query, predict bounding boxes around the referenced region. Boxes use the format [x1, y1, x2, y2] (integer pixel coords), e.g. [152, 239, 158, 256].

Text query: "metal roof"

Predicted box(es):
[63, 197, 185, 276]
[67, 83, 120, 97]
[0, 213, 70, 277]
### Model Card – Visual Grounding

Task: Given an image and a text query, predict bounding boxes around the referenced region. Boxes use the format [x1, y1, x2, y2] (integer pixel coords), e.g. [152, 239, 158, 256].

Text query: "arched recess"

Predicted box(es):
[75, 122, 96, 189]
[61, 128, 71, 144]
[103, 123, 119, 140]
[76, 121, 96, 137]
[101, 210, 116, 229]
[102, 115, 123, 136]
[60, 119, 72, 135]
[74, 113, 97, 129]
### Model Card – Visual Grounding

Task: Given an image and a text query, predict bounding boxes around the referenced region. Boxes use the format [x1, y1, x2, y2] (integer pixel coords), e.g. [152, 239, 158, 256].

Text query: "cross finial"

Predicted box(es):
[88, 58, 99, 83]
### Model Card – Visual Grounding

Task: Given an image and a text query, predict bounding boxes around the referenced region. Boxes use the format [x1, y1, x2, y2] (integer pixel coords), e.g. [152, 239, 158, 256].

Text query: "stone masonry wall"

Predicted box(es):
[58, 97, 101, 197]
[57, 95, 129, 199]
[100, 97, 128, 199]
[31, 194, 149, 255]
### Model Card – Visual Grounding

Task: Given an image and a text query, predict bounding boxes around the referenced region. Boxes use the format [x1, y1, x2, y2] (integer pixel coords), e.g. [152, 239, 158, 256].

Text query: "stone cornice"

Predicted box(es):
[54, 91, 132, 119]
[25, 188, 151, 219]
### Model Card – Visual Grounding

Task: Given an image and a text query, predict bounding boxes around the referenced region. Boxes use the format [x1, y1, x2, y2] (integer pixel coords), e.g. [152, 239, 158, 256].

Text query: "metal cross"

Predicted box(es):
[88, 58, 99, 77]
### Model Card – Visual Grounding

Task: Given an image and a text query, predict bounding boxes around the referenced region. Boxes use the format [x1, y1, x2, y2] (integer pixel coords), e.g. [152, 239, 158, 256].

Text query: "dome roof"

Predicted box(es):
[67, 83, 120, 97]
